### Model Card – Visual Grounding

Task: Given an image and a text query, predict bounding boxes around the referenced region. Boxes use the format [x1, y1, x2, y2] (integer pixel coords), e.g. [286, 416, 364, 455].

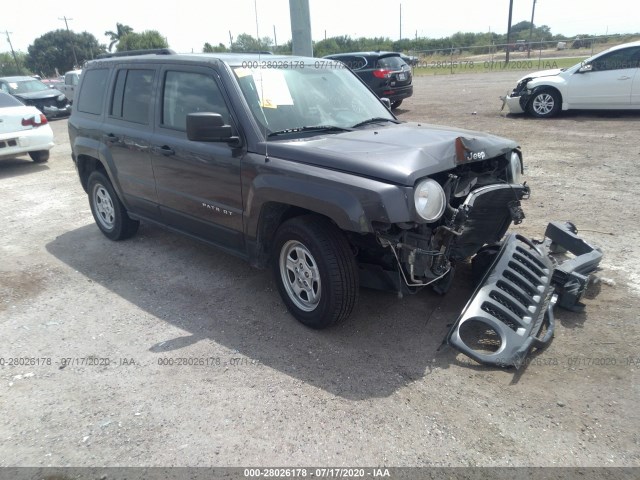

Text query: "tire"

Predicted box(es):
[87, 171, 139, 241]
[29, 150, 49, 163]
[527, 89, 561, 118]
[391, 100, 403, 109]
[272, 215, 358, 329]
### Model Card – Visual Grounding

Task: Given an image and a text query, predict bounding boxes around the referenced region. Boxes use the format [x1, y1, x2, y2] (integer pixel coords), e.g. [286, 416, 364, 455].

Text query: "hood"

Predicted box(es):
[264, 122, 518, 186]
[13, 89, 63, 101]
[517, 68, 565, 82]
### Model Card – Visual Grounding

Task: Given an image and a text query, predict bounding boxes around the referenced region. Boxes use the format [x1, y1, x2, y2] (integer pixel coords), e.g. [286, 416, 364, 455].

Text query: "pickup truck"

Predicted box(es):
[58, 69, 81, 103]
[68, 50, 602, 368]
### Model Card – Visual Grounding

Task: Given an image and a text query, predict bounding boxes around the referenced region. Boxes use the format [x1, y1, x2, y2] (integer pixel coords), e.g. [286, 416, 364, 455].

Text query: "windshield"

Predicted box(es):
[233, 63, 395, 136]
[6, 79, 51, 94]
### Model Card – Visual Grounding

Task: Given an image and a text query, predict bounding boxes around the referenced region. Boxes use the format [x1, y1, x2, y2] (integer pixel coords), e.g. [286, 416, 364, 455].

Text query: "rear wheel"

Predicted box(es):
[87, 171, 139, 240]
[272, 215, 358, 329]
[528, 89, 561, 118]
[29, 150, 49, 163]
[391, 100, 403, 109]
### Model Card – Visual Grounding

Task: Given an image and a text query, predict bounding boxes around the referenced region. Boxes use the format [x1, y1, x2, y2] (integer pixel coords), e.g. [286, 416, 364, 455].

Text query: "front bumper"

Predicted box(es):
[42, 104, 72, 118]
[501, 94, 526, 114]
[447, 222, 602, 368]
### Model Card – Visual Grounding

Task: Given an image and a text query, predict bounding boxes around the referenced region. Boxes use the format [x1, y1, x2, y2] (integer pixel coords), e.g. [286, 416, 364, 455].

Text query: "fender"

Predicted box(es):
[244, 161, 414, 239]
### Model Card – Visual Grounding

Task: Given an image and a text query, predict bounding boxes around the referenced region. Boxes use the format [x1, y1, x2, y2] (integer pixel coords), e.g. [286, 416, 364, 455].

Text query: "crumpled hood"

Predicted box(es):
[264, 122, 518, 186]
[13, 89, 63, 101]
[517, 68, 565, 82]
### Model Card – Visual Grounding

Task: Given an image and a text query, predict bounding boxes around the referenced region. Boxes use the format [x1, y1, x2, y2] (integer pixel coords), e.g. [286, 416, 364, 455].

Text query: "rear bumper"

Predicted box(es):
[447, 222, 602, 368]
[379, 85, 413, 102]
[0, 127, 55, 160]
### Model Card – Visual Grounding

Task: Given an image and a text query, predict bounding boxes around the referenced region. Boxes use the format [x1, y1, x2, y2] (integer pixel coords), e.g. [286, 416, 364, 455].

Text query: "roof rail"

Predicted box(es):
[96, 48, 175, 59]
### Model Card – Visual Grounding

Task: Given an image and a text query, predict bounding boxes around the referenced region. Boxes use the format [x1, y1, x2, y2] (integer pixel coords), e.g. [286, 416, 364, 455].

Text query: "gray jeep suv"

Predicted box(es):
[68, 49, 601, 368]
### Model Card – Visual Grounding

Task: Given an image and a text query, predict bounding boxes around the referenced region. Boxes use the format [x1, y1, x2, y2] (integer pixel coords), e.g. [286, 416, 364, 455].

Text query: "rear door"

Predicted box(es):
[103, 65, 159, 218]
[150, 65, 245, 252]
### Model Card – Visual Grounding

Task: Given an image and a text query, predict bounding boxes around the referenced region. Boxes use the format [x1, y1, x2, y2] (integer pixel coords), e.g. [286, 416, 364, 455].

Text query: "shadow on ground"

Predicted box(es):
[45, 222, 587, 397]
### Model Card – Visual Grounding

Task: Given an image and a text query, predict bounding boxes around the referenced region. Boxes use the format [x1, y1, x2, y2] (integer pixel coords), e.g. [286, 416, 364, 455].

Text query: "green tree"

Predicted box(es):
[203, 42, 228, 53]
[232, 33, 272, 52]
[116, 31, 168, 52]
[0, 52, 30, 76]
[25, 30, 105, 76]
[104, 23, 134, 52]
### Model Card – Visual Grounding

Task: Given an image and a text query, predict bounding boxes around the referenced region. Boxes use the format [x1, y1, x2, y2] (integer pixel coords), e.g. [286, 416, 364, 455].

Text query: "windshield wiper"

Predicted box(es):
[267, 125, 352, 137]
[350, 117, 400, 128]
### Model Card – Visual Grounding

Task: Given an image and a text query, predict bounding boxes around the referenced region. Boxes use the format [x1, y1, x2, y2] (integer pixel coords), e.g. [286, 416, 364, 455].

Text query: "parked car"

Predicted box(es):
[68, 50, 601, 368]
[58, 69, 82, 103]
[323, 51, 413, 109]
[0, 76, 72, 119]
[503, 40, 640, 118]
[0, 91, 54, 163]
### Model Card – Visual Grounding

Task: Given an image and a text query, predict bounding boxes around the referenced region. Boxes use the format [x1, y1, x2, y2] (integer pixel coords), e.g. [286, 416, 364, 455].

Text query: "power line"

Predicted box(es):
[3, 30, 21, 74]
[59, 16, 79, 67]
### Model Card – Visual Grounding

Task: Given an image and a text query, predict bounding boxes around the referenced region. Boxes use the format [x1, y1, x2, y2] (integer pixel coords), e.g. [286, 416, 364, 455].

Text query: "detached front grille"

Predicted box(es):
[448, 234, 556, 368]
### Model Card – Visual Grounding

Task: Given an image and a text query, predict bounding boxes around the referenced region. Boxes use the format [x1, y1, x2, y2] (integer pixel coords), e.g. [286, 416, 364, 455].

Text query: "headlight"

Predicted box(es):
[414, 179, 446, 222]
[57, 94, 66, 102]
[508, 151, 523, 183]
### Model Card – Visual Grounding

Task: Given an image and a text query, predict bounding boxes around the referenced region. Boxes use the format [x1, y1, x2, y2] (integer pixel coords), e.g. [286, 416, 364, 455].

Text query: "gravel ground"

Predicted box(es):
[1, 71, 639, 468]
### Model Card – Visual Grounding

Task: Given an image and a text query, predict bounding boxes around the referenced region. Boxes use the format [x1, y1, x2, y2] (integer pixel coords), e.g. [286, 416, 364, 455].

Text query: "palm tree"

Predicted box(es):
[104, 23, 134, 52]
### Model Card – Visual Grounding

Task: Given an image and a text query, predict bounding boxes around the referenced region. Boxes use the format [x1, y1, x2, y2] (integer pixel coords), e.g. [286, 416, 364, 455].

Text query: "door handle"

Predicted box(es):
[617, 76, 631, 80]
[103, 133, 118, 143]
[152, 145, 175, 156]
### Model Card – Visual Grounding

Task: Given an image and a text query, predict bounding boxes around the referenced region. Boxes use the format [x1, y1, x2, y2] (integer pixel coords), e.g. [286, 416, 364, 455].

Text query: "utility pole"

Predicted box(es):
[229, 31, 233, 50]
[4, 30, 21, 74]
[399, 3, 402, 40]
[505, 0, 514, 64]
[273, 25, 278, 48]
[59, 16, 78, 67]
[527, 0, 537, 58]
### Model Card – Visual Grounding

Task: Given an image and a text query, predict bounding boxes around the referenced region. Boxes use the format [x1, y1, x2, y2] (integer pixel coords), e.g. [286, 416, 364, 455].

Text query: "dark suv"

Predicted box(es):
[323, 52, 413, 109]
[68, 50, 601, 368]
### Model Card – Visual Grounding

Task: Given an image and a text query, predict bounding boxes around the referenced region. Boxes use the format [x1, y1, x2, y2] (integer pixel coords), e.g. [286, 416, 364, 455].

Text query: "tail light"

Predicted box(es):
[373, 69, 392, 79]
[22, 113, 48, 127]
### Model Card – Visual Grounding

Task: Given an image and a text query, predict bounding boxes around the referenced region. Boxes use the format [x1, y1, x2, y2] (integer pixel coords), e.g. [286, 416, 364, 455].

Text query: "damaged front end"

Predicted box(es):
[360, 138, 602, 369]
[501, 77, 533, 114]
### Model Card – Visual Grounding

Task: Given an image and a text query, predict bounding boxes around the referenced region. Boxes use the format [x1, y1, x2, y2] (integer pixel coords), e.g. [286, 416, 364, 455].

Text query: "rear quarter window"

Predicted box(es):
[76, 69, 109, 115]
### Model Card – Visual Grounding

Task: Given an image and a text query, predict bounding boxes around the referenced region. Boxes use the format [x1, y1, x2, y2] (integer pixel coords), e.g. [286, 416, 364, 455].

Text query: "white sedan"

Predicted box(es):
[503, 40, 640, 118]
[0, 91, 54, 162]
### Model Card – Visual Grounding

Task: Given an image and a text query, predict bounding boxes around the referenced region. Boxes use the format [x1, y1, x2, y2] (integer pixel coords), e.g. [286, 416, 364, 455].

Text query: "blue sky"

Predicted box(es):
[2, 0, 638, 53]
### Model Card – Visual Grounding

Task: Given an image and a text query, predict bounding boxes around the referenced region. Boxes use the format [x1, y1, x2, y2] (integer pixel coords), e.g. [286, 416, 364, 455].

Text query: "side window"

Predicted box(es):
[76, 68, 109, 115]
[591, 47, 640, 71]
[162, 71, 231, 131]
[109, 69, 155, 124]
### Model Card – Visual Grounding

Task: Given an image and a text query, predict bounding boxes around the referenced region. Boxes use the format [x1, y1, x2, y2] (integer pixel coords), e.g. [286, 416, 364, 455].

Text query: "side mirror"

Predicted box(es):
[186, 112, 241, 146]
[380, 97, 392, 110]
[578, 63, 593, 73]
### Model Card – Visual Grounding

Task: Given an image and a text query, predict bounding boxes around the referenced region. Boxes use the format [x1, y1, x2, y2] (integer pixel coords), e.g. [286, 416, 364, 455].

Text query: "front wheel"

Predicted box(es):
[528, 89, 561, 118]
[272, 215, 358, 329]
[87, 171, 139, 241]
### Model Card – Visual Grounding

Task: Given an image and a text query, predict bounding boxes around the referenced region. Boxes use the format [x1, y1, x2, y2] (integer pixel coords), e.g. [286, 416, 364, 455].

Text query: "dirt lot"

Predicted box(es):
[1, 71, 639, 468]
